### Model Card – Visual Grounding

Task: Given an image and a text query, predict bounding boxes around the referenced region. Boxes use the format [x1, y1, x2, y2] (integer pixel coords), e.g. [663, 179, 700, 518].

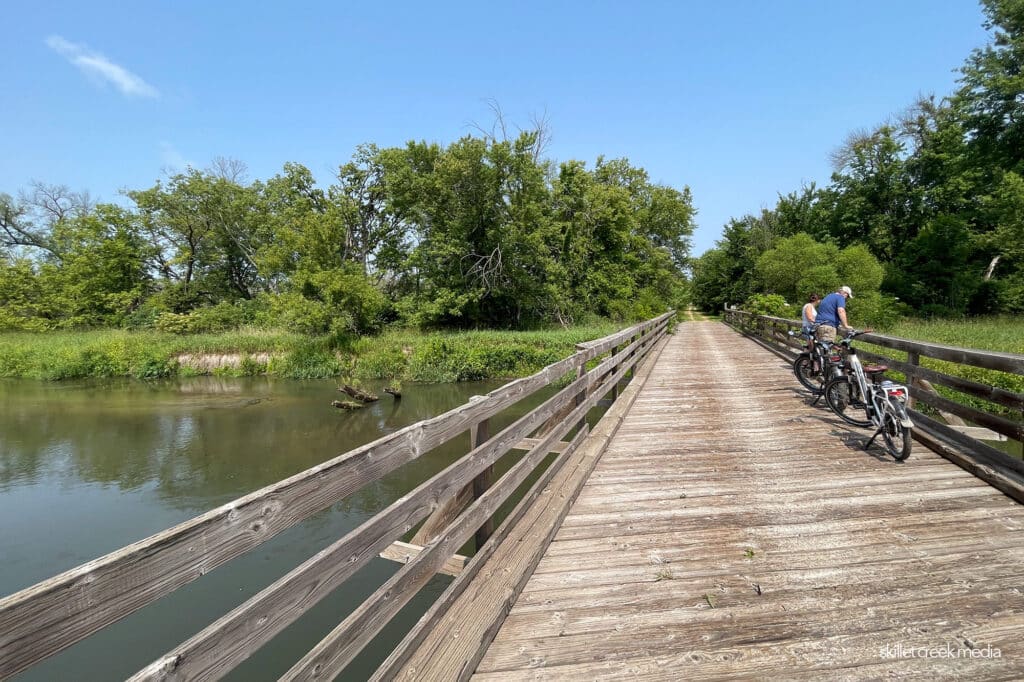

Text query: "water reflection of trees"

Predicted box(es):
[0, 378, 550, 516]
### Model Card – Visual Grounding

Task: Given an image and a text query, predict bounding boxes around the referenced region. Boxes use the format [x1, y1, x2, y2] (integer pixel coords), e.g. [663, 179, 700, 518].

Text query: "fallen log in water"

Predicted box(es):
[331, 400, 363, 411]
[338, 384, 378, 403]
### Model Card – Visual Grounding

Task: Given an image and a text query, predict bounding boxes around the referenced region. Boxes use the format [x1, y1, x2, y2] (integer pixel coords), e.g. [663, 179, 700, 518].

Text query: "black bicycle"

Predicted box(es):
[791, 327, 851, 398]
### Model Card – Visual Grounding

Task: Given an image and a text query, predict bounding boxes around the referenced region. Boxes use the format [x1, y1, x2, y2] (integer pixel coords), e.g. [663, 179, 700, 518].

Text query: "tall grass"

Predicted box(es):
[0, 323, 622, 382]
[882, 316, 1024, 355]
[352, 324, 620, 382]
[861, 316, 1024, 420]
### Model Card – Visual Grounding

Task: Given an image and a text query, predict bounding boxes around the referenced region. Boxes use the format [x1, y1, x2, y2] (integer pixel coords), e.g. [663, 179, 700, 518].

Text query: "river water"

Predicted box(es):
[0, 376, 563, 681]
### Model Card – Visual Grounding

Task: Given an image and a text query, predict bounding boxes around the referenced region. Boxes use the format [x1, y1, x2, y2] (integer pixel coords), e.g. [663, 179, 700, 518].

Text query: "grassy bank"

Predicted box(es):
[859, 316, 1024, 419]
[0, 323, 622, 381]
[881, 316, 1024, 355]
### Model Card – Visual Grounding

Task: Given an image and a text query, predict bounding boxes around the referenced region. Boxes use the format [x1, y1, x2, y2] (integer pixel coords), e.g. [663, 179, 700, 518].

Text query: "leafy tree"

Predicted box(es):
[45, 205, 153, 327]
[756, 233, 836, 304]
[129, 169, 266, 310]
[956, 0, 1024, 173]
[0, 257, 52, 330]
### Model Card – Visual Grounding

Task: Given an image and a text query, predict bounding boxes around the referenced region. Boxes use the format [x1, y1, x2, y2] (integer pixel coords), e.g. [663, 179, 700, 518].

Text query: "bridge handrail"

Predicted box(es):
[722, 307, 1023, 490]
[0, 311, 674, 681]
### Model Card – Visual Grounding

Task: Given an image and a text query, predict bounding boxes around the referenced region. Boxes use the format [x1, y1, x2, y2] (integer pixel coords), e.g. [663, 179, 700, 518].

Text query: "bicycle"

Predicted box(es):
[791, 326, 852, 399]
[822, 330, 913, 461]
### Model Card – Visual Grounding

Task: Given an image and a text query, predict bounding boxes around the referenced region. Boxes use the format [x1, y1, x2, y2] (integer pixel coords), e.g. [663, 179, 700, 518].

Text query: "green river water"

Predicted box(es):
[0, 376, 564, 681]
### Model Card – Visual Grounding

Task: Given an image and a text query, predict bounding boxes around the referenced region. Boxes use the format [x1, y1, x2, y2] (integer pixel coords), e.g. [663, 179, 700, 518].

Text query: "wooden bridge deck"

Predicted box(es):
[473, 321, 1024, 679]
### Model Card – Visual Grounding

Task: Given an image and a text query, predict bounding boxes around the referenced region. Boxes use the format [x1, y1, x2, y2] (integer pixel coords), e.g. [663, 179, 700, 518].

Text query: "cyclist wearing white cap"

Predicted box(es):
[815, 286, 854, 343]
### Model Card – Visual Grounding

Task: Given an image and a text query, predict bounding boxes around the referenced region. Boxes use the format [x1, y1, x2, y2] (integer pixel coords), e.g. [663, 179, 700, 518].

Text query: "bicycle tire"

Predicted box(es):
[793, 353, 822, 392]
[881, 398, 912, 461]
[824, 376, 873, 427]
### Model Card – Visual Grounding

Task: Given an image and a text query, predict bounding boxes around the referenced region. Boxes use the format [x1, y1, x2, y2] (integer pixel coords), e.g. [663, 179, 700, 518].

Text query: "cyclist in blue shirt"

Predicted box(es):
[815, 286, 853, 343]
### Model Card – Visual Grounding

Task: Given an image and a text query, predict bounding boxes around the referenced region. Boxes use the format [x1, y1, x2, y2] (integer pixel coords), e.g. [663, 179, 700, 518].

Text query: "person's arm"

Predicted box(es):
[838, 306, 849, 328]
[807, 305, 816, 323]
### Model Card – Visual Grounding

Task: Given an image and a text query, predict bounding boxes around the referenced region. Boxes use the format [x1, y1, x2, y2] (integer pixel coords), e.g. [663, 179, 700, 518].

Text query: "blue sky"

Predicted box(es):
[1, 1, 991, 256]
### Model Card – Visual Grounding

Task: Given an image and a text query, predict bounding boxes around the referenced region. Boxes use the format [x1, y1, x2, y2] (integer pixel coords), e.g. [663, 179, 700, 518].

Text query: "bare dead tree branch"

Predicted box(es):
[209, 157, 249, 183]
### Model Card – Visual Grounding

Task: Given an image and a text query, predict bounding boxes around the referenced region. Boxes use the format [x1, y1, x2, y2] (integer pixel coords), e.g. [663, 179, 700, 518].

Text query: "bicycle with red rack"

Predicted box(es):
[822, 329, 913, 461]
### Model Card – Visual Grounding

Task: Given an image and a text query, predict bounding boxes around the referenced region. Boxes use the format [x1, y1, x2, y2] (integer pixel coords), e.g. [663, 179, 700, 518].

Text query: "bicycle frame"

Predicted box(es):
[847, 348, 914, 432]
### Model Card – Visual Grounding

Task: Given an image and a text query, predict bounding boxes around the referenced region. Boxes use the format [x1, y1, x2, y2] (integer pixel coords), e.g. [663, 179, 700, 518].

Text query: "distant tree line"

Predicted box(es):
[693, 0, 1024, 324]
[0, 130, 695, 334]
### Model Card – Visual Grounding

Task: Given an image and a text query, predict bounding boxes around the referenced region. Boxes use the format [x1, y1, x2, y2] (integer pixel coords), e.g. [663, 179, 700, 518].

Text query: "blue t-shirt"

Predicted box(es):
[816, 292, 846, 327]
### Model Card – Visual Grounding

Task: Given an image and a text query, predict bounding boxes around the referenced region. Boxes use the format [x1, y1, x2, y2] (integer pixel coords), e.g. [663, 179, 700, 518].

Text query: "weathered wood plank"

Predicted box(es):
[410, 482, 474, 545]
[379, 541, 468, 577]
[510, 549, 1024, 617]
[478, 320, 1024, 679]
[371, 423, 592, 682]
[382, 332, 669, 682]
[511, 437, 572, 453]
[480, 591, 1020, 673]
[128, 328, 663, 682]
[279, 329, 665, 681]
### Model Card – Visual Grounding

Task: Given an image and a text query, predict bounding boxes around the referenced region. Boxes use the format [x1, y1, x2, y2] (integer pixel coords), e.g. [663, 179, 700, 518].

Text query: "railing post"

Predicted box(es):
[628, 332, 638, 379]
[907, 351, 920, 409]
[471, 418, 493, 549]
[573, 354, 589, 433]
[611, 343, 620, 401]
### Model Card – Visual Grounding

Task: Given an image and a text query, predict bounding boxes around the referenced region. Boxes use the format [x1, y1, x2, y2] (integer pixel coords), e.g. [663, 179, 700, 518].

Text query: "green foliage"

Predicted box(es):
[742, 294, 795, 318]
[697, 2, 1024, 321]
[860, 315, 1024, 417]
[3, 125, 689, 336]
[0, 257, 52, 330]
[269, 339, 345, 379]
[845, 292, 911, 329]
[153, 300, 260, 334]
[0, 323, 620, 381]
[755, 233, 836, 303]
[752, 233, 885, 311]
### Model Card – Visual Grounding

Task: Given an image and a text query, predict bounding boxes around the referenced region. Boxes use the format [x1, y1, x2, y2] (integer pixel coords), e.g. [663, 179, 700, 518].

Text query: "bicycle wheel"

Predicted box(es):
[824, 376, 872, 427]
[881, 398, 912, 461]
[793, 353, 822, 392]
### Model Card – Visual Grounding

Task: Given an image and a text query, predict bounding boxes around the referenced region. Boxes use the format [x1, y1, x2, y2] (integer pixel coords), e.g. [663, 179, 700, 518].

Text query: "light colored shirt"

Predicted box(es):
[802, 303, 817, 329]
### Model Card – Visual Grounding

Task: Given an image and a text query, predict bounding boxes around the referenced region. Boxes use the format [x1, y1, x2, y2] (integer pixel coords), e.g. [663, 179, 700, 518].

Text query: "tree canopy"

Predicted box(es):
[1, 131, 695, 334]
[694, 0, 1024, 322]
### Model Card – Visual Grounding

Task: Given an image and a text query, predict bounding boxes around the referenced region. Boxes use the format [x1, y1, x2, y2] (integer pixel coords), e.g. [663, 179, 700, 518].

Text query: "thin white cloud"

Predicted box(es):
[159, 142, 193, 171]
[46, 35, 159, 98]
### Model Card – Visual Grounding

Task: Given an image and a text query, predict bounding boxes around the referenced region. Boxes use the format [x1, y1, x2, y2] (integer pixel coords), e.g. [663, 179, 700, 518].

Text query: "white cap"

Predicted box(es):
[840, 285, 853, 298]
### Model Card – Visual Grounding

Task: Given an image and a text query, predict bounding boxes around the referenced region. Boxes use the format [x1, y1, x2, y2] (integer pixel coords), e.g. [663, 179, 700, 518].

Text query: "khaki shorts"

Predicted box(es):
[816, 325, 837, 343]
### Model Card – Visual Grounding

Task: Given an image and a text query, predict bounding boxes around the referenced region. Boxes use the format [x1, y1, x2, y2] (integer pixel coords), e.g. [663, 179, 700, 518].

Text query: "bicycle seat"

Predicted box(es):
[863, 364, 888, 374]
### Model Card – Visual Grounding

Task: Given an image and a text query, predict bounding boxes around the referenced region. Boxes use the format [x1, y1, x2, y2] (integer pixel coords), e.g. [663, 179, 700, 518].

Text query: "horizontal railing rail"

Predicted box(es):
[0, 311, 674, 682]
[722, 307, 1024, 498]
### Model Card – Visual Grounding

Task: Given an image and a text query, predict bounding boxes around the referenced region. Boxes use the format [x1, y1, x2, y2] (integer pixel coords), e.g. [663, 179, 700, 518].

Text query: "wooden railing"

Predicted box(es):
[0, 311, 674, 682]
[722, 307, 1024, 499]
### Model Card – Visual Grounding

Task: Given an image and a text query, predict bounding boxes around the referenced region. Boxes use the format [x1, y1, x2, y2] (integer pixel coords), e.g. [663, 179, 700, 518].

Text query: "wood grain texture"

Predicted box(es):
[383, 333, 670, 682]
[724, 308, 1024, 501]
[476, 321, 1024, 680]
[128, 326, 664, 682]
[280, 327, 668, 681]
[379, 541, 468, 577]
[0, 313, 670, 680]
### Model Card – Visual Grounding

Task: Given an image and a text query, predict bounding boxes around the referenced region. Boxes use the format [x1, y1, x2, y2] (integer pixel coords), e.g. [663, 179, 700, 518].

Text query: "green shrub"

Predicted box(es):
[153, 301, 259, 334]
[846, 292, 912, 329]
[743, 294, 794, 318]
